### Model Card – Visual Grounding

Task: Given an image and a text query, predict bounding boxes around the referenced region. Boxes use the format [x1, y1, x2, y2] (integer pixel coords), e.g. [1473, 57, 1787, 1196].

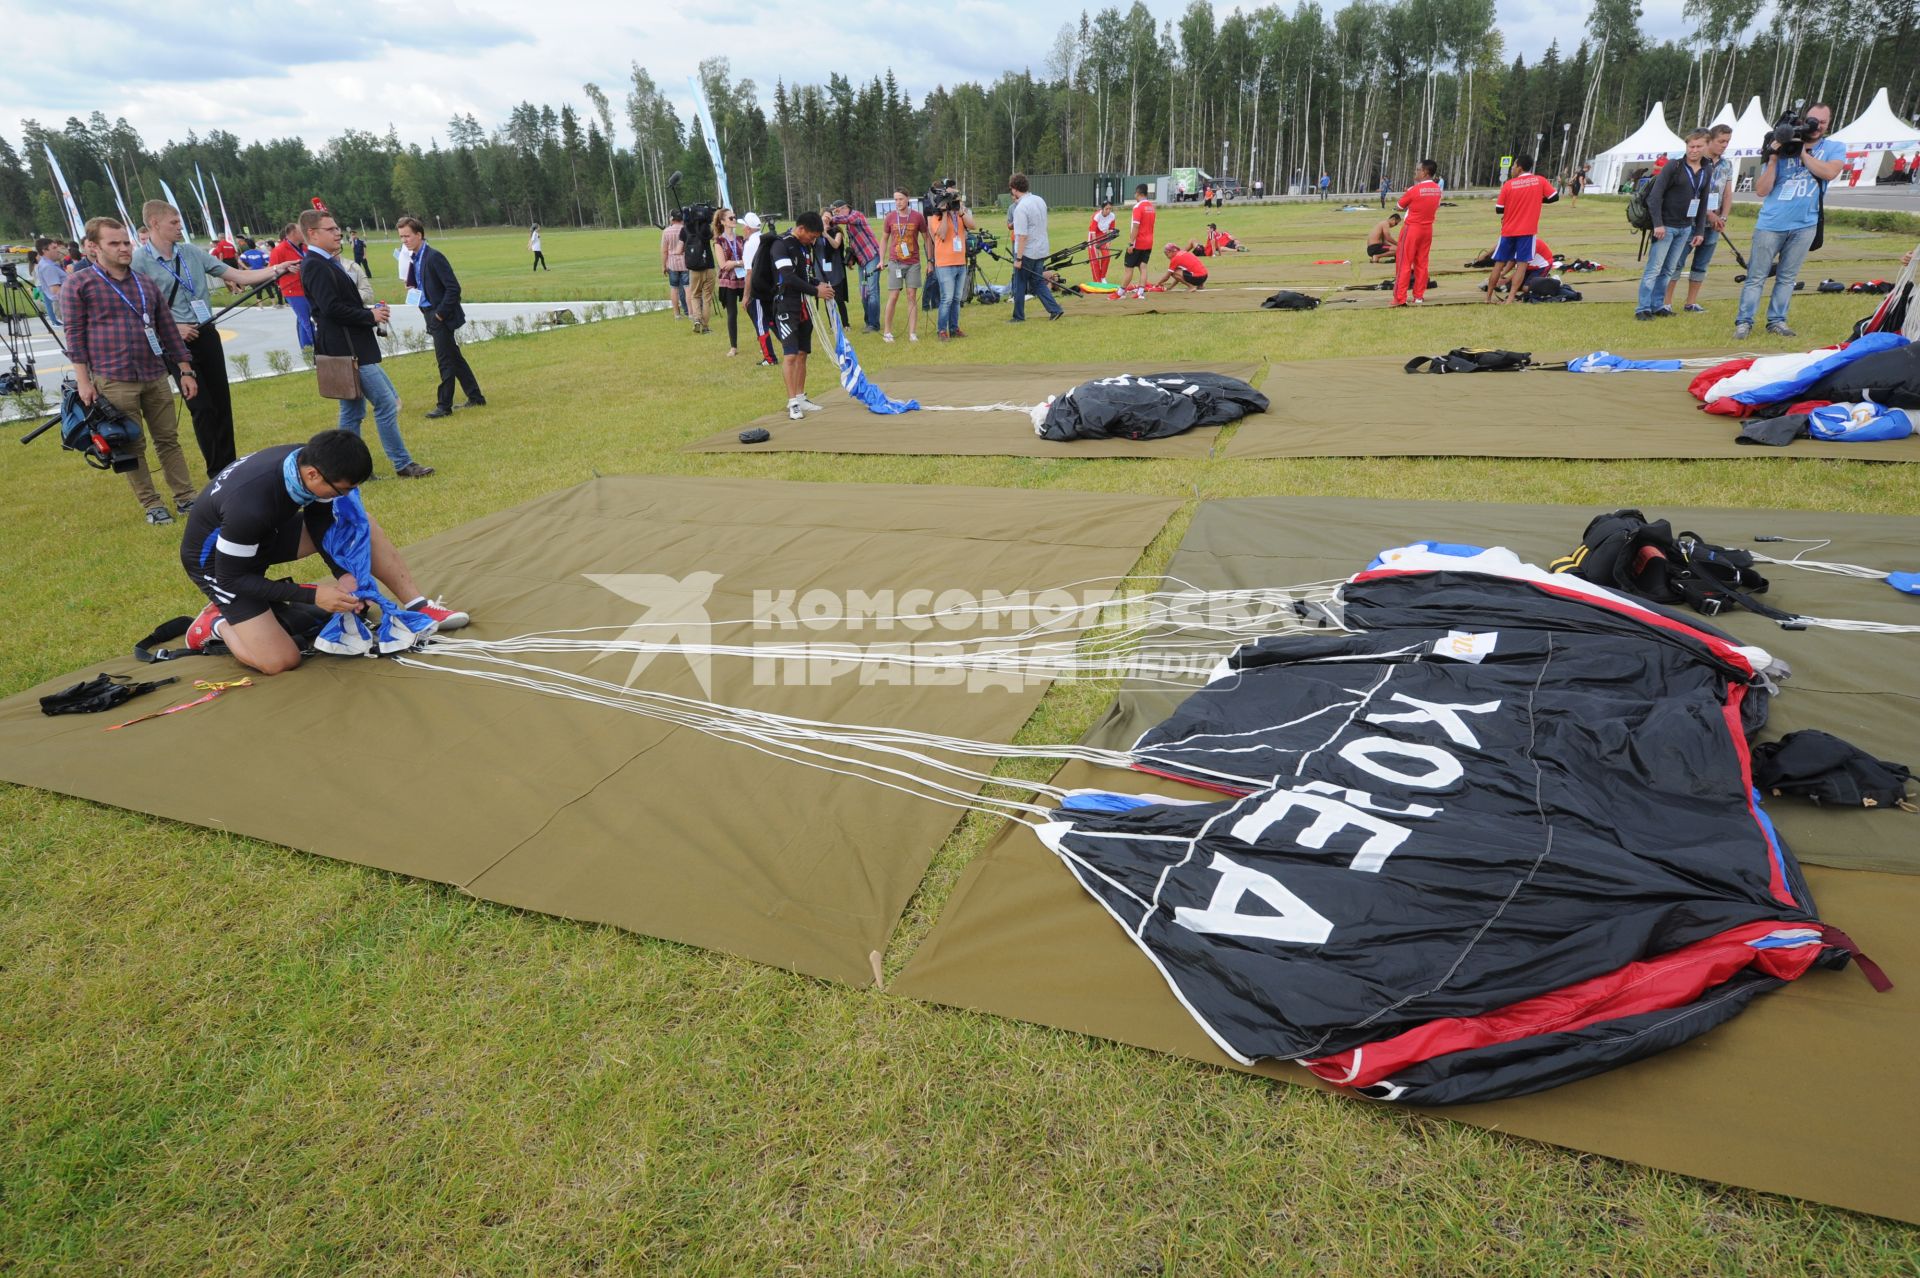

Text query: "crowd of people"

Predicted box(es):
[49, 200, 496, 541]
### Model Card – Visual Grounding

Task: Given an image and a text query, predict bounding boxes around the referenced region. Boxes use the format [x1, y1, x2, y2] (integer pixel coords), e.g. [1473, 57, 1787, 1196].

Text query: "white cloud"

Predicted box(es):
[4, 0, 1703, 151]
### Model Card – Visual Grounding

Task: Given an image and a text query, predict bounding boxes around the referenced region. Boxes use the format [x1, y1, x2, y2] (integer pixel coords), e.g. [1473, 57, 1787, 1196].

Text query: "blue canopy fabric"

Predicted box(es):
[312, 491, 437, 656]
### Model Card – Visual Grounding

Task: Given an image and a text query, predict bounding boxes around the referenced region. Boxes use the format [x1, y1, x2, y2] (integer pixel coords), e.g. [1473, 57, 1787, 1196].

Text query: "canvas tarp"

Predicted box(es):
[686, 363, 1262, 456]
[0, 476, 1179, 987]
[895, 495, 1920, 1223]
[1225, 356, 1920, 460]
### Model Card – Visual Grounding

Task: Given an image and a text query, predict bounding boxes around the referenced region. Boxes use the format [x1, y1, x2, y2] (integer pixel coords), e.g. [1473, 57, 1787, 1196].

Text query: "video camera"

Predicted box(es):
[18, 378, 145, 471]
[967, 229, 998, 257]
[680, 203, 717, 238]
[925, 177, 962, 216]
[1765, 104, 1821, 161]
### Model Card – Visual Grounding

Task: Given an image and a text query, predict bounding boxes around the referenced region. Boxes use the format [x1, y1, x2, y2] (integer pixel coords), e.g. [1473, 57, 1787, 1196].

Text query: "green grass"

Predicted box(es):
[5, 199, 1919, 1275]
[355, 225, 673, 305]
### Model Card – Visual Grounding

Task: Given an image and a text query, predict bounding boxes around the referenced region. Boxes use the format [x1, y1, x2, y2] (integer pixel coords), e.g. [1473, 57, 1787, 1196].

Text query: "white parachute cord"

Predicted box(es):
[914, 402, 1043, 413]
[395, 652, 1128, 821]
[1784, 616, 1920, 635]
[1752, 549, 1898, 580]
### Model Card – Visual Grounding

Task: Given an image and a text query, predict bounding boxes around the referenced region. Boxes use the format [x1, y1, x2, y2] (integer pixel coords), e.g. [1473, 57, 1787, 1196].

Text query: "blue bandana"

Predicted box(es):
[282, 450, 323, 506]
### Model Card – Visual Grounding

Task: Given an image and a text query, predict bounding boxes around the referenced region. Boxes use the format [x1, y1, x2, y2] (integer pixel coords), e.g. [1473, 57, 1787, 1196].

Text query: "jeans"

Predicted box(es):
[1637, 229, 1695, 312]
[288, 295, 314, 348]
[934, 264, 966, 333]
[859, 261, 881, 330]
[337, 363, 413, 472]
[1682, 227, 1721, 282]
[41, 291, 60, 326]
[666, 268, 689, 315]
[1010, 255, 1062, 320]
[1737, 225, 1816, 329]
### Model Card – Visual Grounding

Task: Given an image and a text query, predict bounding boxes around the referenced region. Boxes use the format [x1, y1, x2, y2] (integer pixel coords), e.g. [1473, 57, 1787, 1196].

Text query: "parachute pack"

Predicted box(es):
[1403, 348, 1533, 374]
[1260, 289, 1320, 310]
[1549, 509, 1788, 620]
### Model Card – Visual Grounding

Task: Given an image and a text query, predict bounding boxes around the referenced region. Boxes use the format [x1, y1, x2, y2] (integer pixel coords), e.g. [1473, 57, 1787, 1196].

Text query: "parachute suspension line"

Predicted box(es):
[1752, 546, 1893, 580]
[1749, 546, 1920, 633]
[395, 577, 1358, 822]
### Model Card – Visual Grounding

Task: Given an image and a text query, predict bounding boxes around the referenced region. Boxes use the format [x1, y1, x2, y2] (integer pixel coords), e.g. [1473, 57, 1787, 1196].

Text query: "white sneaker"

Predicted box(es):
[798, 396, 824, 414]
[907, 331, 918, 342]
[788, 401, 806, 421]
[882, 331, 895, 343]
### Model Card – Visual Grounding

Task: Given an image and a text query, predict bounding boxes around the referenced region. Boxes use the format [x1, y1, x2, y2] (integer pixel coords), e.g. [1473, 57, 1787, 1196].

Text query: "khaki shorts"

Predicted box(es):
[886, 261, 923, 291]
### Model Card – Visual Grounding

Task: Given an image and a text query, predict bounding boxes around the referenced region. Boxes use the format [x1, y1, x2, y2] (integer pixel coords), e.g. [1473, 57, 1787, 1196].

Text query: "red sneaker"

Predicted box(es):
[185, 600, 223, 651]
[408, 597, 469, 631]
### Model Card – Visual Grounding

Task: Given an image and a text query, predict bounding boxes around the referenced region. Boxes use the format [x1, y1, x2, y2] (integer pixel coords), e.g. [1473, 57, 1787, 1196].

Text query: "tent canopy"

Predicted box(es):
[1831, 87, 1920, 151]
[1729, 96, 1772, 160]
[1829, 88, 1920, 186]
[1591, 102, 1685, 191]
[1707, 101, 1737, 131]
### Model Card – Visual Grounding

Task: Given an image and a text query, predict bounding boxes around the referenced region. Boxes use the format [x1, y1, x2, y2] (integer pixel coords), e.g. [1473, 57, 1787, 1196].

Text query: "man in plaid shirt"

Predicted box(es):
[65, 216, 201, 525]
[828, 198, 883, 332]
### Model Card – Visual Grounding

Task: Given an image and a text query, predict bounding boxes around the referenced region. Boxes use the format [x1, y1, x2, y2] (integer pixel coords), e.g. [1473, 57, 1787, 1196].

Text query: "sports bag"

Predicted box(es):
[1260, 289, 1320, 310]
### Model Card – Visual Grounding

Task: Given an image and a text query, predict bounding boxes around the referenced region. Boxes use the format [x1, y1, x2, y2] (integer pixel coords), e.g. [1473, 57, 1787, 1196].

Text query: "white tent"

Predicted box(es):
[1829, 88, 1920, 187]
[1590, 102, 1686, 193]
[1728, 97, 1771, 160]
[1707, 102, 1737, 132]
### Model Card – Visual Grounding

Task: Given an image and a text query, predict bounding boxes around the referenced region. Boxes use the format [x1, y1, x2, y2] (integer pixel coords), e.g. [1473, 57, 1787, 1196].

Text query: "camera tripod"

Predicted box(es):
[1, 261, 65, 396]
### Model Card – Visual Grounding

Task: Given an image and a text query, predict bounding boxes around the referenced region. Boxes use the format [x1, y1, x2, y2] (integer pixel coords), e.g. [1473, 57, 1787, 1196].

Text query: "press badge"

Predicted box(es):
[143, 322, 163, 355]
[952, 235, 963, 253]
[1686, 198, 1699, 218]
[190, 298, 213, 323]
[1707, 193, 1721, 212]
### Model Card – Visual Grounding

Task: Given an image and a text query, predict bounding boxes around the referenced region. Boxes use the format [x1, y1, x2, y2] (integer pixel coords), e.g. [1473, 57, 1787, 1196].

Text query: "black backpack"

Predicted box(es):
[1626, 177, 1655, 232]
[1549, 509, 1789, 620]
[748, 233, 780, 304]
[1403, 347, 1533, 374]
[1260, 289, 1320, 310]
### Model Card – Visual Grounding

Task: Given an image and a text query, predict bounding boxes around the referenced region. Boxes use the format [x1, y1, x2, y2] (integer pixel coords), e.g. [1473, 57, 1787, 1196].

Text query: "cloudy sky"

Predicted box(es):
[12, 0, 1695, 152]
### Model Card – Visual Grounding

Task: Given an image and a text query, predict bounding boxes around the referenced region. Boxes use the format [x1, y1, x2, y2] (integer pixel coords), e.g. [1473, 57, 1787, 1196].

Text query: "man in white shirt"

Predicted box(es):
[1007, 173, 1063, 323]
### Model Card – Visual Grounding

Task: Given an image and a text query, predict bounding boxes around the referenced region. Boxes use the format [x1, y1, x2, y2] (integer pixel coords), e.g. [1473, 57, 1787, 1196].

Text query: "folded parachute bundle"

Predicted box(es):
[1034, 371, 1268, 442]
[1738, 401, 1915, 447]
[1850, 280, 1896, 294]
[1557, 257, 1606, 272]
[1261, 290, 1320, 310]
[1818, 279, 1848, 294]
[1404, 347, 1532, 374]
[1042, 545, 1884, 1105]
[1691, 332, 1915, 416]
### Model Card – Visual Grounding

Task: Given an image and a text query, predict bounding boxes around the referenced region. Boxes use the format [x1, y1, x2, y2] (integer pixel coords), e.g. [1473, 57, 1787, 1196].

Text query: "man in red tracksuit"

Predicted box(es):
[1393, 158, 1443, 307]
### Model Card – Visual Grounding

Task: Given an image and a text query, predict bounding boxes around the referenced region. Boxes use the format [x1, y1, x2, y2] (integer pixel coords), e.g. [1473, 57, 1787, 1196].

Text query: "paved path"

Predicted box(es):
[5, 298, 666, 422]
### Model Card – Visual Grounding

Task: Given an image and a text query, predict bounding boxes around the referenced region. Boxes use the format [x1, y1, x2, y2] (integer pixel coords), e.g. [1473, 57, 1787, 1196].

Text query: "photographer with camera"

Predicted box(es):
[681, 202, 718, 335]
[924, 179, 976, 340]
[1735, 103, 1845, 339]
[63, 216, 201, 525]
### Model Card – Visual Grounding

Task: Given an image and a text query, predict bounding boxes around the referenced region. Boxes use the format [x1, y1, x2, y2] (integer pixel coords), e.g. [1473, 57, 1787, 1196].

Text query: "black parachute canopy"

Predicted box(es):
[1046, 545, 1858, 1105]
[1037, 371, 1268, 442]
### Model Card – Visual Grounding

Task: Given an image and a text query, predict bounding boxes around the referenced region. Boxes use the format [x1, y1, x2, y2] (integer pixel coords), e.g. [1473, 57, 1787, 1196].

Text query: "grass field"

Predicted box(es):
[5, 197, 1919, 1275]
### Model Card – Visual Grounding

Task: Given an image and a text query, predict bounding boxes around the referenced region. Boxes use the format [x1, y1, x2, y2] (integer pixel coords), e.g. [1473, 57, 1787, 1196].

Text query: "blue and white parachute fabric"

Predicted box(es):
[829, 315, 919, 415]
[312, 490, 438, 656]
[1703, 332, 1910, 409]
[1805, 402, 1915, 443]
[1568, 351, 1685, 373]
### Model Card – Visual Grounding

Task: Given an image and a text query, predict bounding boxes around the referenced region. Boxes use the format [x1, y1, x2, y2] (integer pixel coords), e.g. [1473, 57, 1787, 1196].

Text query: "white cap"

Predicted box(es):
[741, 212, 762, 230]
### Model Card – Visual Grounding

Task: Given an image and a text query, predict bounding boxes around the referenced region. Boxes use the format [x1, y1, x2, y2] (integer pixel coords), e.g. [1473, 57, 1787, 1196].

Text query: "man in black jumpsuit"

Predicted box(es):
[179, 430, 468, 674]
[769, 211, 836, 421]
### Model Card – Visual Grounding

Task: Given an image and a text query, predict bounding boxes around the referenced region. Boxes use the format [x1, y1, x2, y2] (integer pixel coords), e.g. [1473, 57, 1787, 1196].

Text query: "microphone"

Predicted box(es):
[668, 170, 683, 187]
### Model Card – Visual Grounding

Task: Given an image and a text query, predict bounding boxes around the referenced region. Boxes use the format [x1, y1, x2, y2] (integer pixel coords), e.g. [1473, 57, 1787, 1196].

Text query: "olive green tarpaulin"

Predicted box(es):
[685, 362, 1263, 457]
[895, 495, 1920, 1224]
[1225, 357, 1920, 461]
[0, 476, 1178, 988]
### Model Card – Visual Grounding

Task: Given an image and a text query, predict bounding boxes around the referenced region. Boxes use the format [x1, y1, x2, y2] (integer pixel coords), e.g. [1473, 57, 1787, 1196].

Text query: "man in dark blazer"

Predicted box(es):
[296, 208, 432, 478]
[397, 215, 486, 419]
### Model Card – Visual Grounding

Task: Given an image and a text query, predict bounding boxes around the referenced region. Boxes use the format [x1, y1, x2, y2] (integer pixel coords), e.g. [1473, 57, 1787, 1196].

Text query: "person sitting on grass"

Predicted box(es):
[1367, 213, 1401, 263]
[179, 430, 468, 675]
[1155, 242, 1209, 291]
